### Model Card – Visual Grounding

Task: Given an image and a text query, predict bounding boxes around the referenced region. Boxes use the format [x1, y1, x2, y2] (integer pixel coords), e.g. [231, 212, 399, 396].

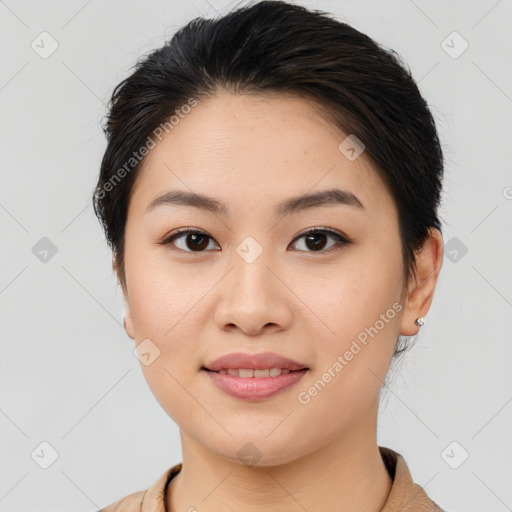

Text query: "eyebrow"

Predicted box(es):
[145, 188, 364, 217]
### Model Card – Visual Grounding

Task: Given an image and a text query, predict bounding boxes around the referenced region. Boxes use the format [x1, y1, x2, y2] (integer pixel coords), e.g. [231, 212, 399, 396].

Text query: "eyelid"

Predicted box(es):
[292, 226, 350, 243]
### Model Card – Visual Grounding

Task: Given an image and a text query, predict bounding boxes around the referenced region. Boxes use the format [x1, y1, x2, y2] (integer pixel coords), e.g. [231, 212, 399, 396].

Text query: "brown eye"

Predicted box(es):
[290, 228, 350, 253]
[305, 232, 328, 251]
[163, 229, 219, 252]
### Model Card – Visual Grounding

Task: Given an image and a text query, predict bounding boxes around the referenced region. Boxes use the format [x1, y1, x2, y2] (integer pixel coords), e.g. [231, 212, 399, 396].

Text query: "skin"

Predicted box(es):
[120, 92, 444, 512]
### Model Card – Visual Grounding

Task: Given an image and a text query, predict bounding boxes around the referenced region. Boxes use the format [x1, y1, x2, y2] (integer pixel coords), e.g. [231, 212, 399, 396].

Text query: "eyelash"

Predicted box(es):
[160, 227, 351, 255]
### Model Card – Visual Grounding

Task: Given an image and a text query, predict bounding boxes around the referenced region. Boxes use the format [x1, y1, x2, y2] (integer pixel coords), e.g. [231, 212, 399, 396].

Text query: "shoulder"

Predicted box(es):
[97, 463, 182, 512]
[379, 446, 447, 512]
[97, 489, 145, 512]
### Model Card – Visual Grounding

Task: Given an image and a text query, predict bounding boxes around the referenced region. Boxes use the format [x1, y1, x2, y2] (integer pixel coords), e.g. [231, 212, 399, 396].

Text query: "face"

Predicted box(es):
[122, 92, 410, 465]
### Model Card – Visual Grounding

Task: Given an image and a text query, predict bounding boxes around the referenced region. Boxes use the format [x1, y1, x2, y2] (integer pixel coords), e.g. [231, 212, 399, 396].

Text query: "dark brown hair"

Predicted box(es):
[93, 0, 444, 357]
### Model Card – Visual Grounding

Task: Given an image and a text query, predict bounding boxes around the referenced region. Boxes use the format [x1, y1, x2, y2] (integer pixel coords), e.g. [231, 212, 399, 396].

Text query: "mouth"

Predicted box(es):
[201, 352, 310, 400]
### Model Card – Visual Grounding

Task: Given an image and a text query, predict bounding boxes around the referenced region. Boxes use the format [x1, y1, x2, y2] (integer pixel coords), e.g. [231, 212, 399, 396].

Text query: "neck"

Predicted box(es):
[167, 411, 392, 512]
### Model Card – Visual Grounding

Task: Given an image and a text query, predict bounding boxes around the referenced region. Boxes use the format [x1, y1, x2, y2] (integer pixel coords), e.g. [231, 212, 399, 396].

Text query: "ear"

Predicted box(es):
[399, 228, 444, 336]
[123, 300, 136, 340]
[113, 254, 135, 340]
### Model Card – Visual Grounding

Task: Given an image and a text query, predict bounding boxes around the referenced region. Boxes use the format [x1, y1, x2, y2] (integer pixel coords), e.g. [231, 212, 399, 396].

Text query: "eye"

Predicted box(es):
[161, 228, 219, 253]
[289, 228, 350, 253]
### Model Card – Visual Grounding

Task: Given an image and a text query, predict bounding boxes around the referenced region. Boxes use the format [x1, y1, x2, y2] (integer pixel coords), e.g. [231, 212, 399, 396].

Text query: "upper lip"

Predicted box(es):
[203, 352, 309, 372]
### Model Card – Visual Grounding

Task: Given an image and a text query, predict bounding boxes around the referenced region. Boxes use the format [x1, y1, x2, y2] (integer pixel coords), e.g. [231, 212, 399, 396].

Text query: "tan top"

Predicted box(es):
[98, 446, 446, 511]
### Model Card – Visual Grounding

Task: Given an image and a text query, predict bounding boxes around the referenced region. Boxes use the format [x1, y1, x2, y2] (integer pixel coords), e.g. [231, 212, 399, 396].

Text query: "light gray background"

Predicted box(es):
[1, 1, 511, 511]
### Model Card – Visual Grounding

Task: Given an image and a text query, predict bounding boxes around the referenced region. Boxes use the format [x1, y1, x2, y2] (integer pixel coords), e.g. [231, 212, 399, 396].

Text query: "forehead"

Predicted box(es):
[129, 92, 393, 219]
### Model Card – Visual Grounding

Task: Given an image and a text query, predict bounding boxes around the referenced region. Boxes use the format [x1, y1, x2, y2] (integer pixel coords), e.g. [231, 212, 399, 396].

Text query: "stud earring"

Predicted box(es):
[415, 317, 425, 327]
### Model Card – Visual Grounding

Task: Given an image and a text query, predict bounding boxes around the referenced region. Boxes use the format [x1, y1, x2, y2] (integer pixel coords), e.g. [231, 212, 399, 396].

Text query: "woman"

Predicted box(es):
[94, 1, 447, 510]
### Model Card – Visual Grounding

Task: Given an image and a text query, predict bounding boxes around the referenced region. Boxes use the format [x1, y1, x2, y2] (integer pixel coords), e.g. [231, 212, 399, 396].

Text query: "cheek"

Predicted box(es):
[125, 245, 215, 368]
[303, 251, 402, 340]
[305, 246, 403, 388]
[294, 285, 400, 437]
[124, 238, 195, 337]
[129, 270, 204, 420]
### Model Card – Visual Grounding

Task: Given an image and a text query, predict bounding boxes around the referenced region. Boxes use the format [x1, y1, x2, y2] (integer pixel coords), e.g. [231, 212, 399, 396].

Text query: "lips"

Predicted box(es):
[203, 352, 309, 400]
[203, 351, 309, 373]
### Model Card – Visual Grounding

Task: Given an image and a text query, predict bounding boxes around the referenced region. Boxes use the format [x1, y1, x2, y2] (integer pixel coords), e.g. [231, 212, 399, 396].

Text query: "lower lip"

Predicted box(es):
[204, 369, 308, 400]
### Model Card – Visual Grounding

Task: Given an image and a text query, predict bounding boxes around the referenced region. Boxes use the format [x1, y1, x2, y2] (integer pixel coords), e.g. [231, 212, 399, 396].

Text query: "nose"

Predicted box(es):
[214, 248, 294, 336]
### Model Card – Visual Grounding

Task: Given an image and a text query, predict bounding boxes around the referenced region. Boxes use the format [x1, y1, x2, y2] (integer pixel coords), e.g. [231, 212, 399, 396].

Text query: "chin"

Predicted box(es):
[203, 433, 306, 468]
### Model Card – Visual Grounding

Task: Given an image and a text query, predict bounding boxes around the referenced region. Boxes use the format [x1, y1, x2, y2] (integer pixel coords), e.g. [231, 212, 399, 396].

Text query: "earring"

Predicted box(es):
[415, 317, 425, 327]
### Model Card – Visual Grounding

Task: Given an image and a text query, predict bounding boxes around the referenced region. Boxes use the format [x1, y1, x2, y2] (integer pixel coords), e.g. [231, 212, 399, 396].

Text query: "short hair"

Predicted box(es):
[93, 0, 445, 357]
